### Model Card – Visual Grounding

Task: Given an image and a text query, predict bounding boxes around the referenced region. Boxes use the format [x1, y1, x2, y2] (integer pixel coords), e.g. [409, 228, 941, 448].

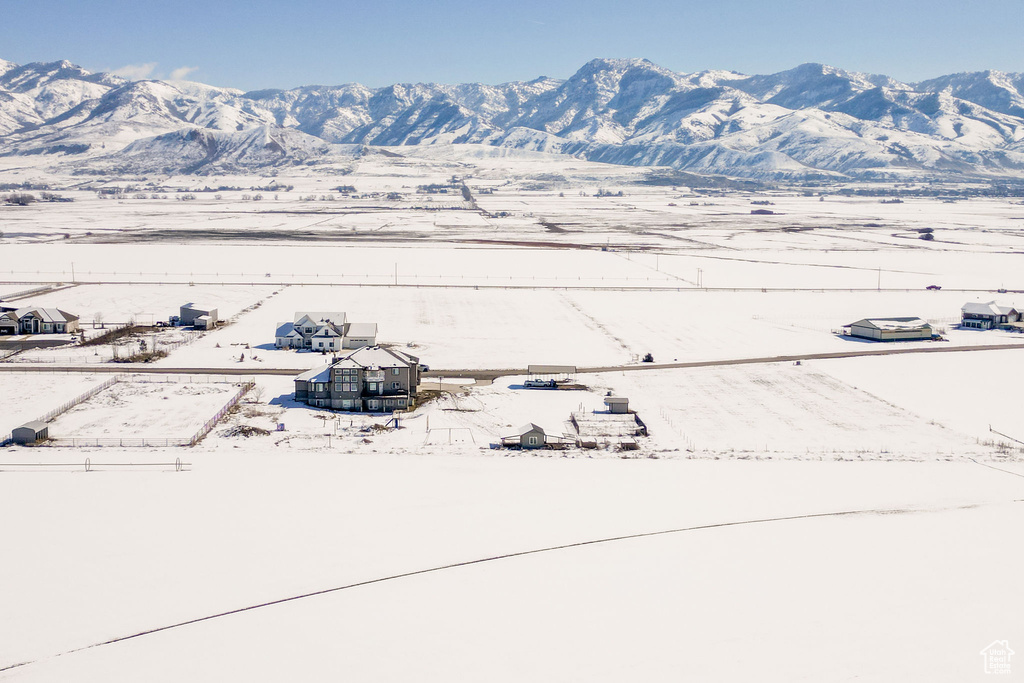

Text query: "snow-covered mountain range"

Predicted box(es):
[2, 57, 1023, 180]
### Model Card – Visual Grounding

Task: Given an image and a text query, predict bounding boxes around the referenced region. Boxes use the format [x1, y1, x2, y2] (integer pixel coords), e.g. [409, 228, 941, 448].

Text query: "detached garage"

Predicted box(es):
[13, 421, 49, 444]
[846, 317, 933, 341]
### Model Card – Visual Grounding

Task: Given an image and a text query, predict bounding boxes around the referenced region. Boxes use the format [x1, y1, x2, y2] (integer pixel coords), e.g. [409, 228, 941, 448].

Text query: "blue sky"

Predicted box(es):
[3, 0, 1021, 90]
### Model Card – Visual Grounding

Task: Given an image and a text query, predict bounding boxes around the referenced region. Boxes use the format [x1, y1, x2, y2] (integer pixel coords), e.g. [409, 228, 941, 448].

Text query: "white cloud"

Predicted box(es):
[112, 62, 158, 80]
[169, 66, 199, 81]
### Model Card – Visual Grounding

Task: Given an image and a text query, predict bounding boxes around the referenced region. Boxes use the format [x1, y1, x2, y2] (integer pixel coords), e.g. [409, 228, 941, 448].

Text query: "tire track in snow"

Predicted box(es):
[0, 500, 1011, 674]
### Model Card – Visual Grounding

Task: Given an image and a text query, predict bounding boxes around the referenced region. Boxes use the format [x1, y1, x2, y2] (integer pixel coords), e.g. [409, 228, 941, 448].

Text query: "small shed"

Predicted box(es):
[13, 421, 49, 444]
[604, 396, 630, 414]
[501, 423, 547, 449]
[194, 314, 214, 330]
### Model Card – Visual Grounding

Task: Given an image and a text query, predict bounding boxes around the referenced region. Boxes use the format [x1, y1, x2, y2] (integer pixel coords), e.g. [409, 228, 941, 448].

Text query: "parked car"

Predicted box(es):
[524, 379, 556, 389]
[418, 364, 430, 372]
[925, 284, 941, 291]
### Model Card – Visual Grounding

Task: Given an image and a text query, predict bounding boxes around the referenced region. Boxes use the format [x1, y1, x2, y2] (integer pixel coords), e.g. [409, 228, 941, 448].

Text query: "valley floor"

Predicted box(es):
[1, 162, 1022, 681]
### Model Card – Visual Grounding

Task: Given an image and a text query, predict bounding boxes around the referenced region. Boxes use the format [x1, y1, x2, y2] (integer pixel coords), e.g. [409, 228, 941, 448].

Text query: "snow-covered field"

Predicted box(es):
[0, 453, 1020, 682]
[1, 156, 1023, 681]
[46, 377, 240, 442]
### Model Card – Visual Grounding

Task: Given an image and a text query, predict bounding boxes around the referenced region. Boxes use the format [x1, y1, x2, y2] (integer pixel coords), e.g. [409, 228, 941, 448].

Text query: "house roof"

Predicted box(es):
[848, 317, 930, 330]
[295, 365, 332, 383]
[181, 303, 213, 313]
[311, 323, 343, 337]
[340, 345, 418, 369]
[275, 322, 295, 337]
[15, 420, 48, 431]
[962, 301, 1017, 316]
[15, 307, 78, 323]
[345, 322, 378, 338]
[517, 422, 546, 435]
[295, 311, 346, 325]
[501, 422, 547, 440]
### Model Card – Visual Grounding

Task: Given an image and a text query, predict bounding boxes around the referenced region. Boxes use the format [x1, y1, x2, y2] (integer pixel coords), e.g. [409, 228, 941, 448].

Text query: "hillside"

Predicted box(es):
[2, 57, 1023, 181]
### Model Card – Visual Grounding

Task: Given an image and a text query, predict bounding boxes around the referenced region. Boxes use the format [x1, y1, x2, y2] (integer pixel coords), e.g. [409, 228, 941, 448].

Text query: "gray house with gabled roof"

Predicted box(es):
[294, 345, 420, 412]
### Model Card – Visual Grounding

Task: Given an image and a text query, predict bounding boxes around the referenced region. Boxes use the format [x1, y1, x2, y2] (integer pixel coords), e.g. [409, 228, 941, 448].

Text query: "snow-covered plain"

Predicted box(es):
[1, 155, 1023, 681]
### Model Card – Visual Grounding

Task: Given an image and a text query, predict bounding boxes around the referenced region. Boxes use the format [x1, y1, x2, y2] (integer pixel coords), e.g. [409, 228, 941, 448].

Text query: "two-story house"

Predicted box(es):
[275, 312, 378, 351]
[294, 345, 421, 412]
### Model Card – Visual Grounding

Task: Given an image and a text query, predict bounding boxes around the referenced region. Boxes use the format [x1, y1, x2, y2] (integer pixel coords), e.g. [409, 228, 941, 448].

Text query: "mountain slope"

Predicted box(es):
[2, 56, 1024, 181]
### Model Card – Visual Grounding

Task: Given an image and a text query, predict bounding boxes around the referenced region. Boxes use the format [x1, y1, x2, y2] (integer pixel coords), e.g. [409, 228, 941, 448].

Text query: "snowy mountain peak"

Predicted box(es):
[3, 55, 1024, 181]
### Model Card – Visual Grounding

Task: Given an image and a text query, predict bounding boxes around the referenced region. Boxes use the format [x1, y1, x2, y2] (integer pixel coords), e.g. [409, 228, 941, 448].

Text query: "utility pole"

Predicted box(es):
[71, 262, 75, 283]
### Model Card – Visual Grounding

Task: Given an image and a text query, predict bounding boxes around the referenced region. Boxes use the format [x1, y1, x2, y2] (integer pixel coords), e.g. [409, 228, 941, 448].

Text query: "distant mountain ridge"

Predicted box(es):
[1, 56, 1023, 180]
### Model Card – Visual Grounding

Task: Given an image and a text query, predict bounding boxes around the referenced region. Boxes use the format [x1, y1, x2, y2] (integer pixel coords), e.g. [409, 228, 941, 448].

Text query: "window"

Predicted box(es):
[335, 383, 343, 391]
[391, 382, 401, 389]
[392, 368, 400, 375]
[528, 436, 538, 445]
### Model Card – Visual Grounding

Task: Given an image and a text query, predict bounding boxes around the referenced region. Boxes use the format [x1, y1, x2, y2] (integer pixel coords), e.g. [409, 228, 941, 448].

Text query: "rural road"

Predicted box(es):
[2, 341, 1022, 382]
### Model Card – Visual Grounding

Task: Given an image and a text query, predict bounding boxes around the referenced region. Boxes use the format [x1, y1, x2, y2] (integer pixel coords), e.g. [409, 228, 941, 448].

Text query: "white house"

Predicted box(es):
[275, 312, 377, 351]
[961, 301, 1020, 329]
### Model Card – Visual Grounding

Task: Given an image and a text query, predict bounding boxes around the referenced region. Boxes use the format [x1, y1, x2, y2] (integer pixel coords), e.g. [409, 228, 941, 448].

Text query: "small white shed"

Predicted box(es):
[604, 396, 630, 414]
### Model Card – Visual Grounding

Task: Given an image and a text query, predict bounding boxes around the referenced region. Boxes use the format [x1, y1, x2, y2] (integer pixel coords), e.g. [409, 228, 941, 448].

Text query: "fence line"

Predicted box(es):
[33, 375, 123, 424]
[189, 381, 255, 446]
[8, 375, 254, 447]
[45, 437, 191, 448]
